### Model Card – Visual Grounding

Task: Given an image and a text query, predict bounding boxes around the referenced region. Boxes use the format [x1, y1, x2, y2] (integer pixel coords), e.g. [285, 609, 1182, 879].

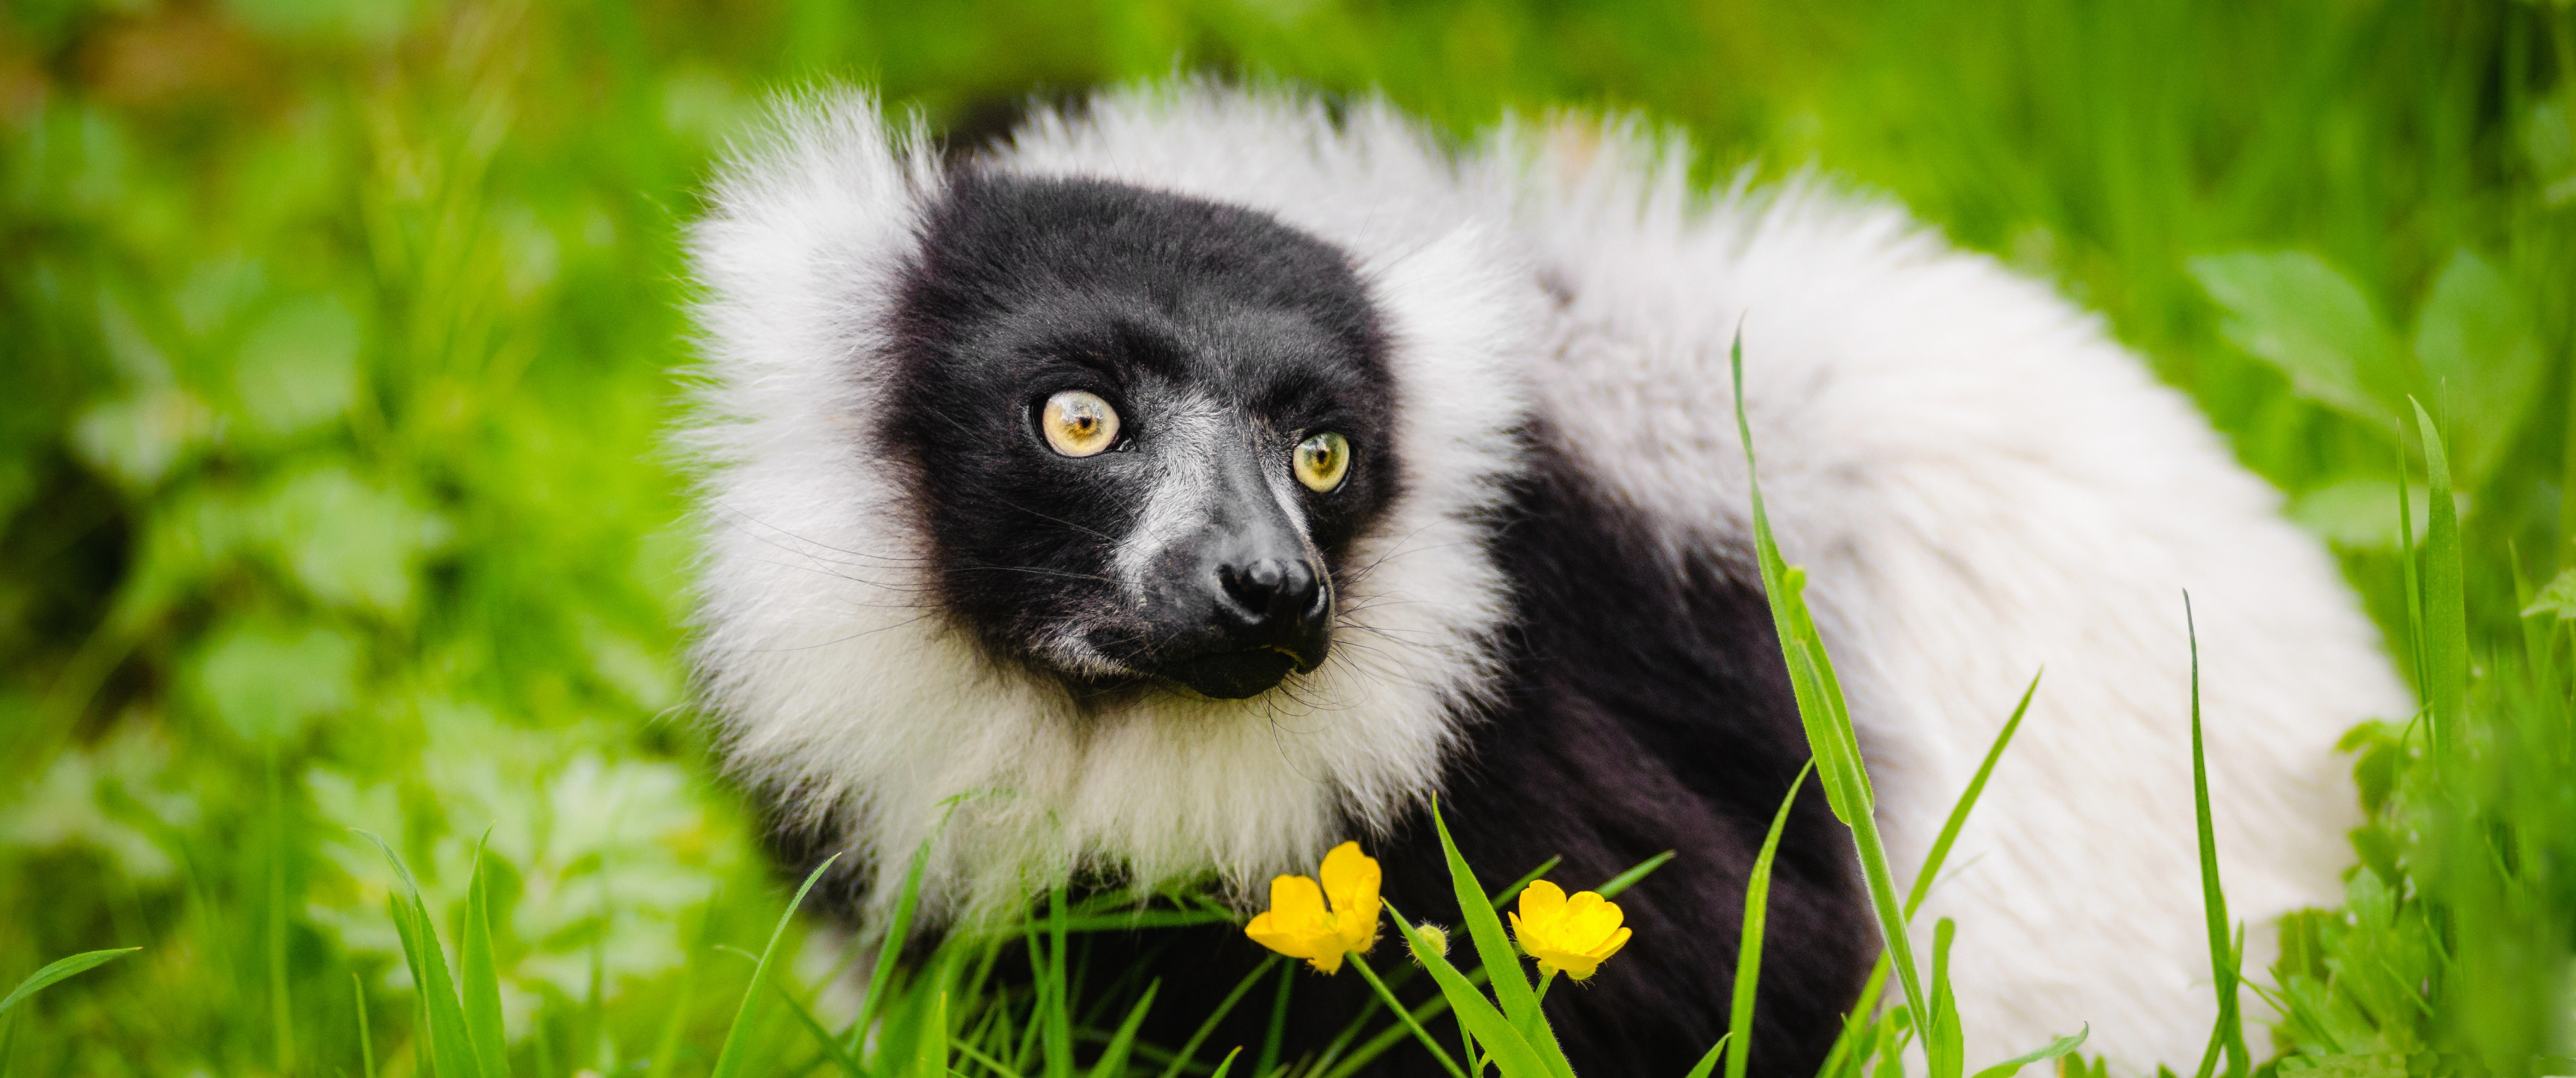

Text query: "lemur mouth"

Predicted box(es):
[1160, 647, 1305, 700]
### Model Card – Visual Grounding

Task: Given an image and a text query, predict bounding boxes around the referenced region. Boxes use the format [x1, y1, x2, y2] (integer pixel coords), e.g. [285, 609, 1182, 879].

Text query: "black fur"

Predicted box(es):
[828, 173, 1871, 1074]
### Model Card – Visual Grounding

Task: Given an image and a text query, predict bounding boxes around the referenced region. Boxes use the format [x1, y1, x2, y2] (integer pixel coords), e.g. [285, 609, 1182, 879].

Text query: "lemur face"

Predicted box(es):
[881, 174, 1402, 700]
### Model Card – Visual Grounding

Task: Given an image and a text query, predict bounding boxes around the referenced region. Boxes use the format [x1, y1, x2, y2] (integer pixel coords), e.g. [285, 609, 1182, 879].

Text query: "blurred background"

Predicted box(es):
[1, 0, 2571, 1074]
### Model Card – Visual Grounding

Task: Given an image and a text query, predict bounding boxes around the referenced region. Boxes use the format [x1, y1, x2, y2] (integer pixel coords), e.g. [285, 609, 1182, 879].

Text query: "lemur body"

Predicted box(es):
[681, 85, 2408, 1073]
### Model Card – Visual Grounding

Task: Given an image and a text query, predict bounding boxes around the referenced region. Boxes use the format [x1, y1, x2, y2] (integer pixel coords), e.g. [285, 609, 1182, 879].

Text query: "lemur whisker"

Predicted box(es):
[953, 564, 1117, 584]
[711, 502, 930, 565]
[711, 612, 944, 653]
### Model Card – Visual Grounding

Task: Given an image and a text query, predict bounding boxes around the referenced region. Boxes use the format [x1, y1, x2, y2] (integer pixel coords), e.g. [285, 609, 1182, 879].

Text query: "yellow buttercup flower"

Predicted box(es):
[1244, 841, 1382, 973]
[1508, 880, 1632, 981]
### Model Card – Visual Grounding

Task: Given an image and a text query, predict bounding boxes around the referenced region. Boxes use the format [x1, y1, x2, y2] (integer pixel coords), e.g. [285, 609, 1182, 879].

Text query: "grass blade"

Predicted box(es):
[1928, 920, 1961, 1078]
[1429, 800, 1575, 1077]
[1044, 886, 1072, 1078]
[709, 853, 843, 1078]
[1387, 909, 1555, 1078]
[1155, 956, 1278, 1078]
[1730, 329, 1934, 1044]
[2397, 427, 2429, 698]
[2413, 399, 2467, 761]
[0, 948, 141, 1018]
[1084, 981, 1158, 1078]
[1254, 958, 1291, 1078]
[1594, 851, 1674, 901]
[1823, 669, 2041, 1076]
[1487, 857, 1564, 910]
[914, 990, 949, 1078]
[2183, 597, 2248, 1078]
[463, 838, 512, 1078]
[848, 835, 935, 1055]
[367, 830, 485, 1078]
[1906, 672, 2042, 919]
[1209, 1047, 1243, 1078]
[1727, 762, 1812, 1078]
[770, 972, 871, 1077]
[1346, 955, 1466, 1078]
[1688, 1032, 1733, 1078]
[1969, 1026, 2090, 1078]
[643, 914, 703, 1078]
[265, 747, 297, 1074]
[355, 972, 377, 1078]
[1316, 970, 1495, 1078]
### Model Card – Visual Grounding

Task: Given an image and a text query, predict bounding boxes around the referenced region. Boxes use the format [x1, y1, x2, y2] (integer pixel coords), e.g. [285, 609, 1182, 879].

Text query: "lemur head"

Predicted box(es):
[884, 173, 1402, 700]
[686, 87, 1534, 917]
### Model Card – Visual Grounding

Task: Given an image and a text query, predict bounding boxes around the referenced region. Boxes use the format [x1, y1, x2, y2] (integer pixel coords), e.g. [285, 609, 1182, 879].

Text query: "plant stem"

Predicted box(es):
[1348, 954, 1469, 1078]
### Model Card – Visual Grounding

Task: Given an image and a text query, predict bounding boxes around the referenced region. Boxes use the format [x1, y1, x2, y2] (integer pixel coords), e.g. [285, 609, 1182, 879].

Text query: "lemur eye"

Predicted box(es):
[1293, 431, 1352, 493]
[1040, 391, 1120, 457]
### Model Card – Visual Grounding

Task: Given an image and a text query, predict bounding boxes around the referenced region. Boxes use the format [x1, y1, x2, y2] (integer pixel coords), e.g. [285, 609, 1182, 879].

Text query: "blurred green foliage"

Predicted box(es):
[1, 0, 2572, 1075]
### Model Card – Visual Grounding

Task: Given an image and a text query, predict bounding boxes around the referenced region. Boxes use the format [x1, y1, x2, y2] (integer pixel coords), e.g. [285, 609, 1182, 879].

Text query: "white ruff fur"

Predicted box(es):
[682, 85, 2410, 1071]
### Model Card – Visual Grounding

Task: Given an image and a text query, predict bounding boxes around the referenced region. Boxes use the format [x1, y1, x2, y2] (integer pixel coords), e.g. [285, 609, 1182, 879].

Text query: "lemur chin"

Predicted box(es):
[676, 82, 2408, 1075]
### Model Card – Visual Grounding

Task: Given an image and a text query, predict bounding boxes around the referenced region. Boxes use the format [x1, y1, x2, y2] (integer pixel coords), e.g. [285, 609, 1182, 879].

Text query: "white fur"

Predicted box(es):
[681, 85, 2410, 1070]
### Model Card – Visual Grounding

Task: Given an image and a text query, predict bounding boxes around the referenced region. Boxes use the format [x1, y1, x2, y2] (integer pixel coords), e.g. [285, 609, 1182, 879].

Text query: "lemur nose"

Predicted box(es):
[1220, 556, 1322, 625]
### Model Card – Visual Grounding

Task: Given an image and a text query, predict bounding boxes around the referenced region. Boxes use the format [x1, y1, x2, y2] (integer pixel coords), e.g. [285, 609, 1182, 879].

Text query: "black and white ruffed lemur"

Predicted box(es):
[675, 83, 2407, 1075]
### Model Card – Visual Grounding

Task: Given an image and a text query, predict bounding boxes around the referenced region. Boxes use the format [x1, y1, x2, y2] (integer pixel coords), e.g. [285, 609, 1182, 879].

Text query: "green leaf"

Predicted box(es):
[2190, 252, 2399, 424]
[70, 387, 212, 490]
[0, 948, 141, 1018]
[1728, 763, 1811, 1078]
[255, 464, 449, 617]
[2411, 249, 2539, 484]
[1971, 1026, 2092, 1078]
[461, 840, 511, 1078]
[1209, 1047, 1244, 1078]
[709, 853, 842, 1078]
[186, 621, 362, 742]
[230, 293, 362, 439]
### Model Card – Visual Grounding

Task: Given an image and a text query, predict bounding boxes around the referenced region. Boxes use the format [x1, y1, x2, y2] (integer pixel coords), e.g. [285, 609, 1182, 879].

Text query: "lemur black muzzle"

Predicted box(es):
[1144, 444, 1334, 699]
[1159, 552, 1328, 698]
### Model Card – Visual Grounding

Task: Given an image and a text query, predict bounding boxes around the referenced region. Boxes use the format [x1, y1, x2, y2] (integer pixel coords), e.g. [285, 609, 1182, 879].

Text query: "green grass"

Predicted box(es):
[2, 0, 2573, 1075]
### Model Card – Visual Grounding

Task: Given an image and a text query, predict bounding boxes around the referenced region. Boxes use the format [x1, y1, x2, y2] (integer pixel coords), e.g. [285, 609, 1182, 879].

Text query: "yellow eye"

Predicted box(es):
[1293, 431, 1351, 493]
[1041, 391, 1120, 457]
